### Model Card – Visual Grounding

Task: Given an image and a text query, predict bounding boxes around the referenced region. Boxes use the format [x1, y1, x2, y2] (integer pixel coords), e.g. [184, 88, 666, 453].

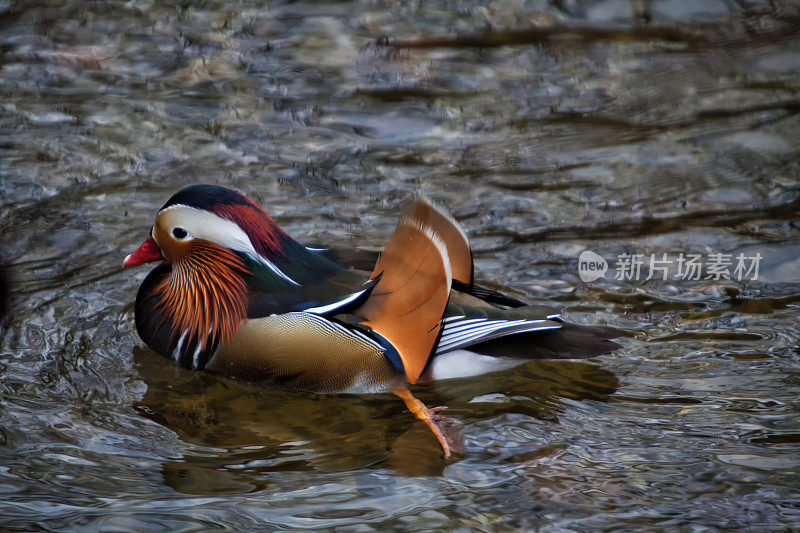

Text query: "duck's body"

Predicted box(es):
[124, 185, 619, 455]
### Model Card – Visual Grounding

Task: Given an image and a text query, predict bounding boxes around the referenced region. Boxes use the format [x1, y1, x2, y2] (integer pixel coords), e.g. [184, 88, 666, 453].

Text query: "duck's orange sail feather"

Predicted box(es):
[407, 197, 473, 286]
[358, 219, 452, 384]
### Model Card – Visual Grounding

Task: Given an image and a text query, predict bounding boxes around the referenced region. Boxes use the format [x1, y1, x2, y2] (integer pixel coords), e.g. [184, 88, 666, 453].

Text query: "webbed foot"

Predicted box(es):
[393, 389, 464, 457]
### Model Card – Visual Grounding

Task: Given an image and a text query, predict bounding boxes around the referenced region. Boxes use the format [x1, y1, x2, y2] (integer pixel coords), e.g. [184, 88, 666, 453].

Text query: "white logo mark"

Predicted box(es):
[578, 250, 608, 282]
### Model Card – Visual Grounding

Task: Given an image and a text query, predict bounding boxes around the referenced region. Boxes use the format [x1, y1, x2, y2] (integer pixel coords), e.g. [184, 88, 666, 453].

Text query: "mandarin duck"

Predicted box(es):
[124, 185, 619, 456]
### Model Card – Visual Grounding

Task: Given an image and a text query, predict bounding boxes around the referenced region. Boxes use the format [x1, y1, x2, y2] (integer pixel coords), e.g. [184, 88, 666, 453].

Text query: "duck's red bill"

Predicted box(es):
[123, 236, 163, 268]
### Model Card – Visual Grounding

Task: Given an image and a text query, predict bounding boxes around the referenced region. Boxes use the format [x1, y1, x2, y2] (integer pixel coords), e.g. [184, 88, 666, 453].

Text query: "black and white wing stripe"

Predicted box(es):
[435, 315, 562, 355]
[303, 288, 369, 315]
[302, 277, 381, 316]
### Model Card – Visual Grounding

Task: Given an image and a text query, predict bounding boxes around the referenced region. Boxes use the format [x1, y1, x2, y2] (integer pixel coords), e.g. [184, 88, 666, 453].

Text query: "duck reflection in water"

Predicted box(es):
[133, 346, 619, 489]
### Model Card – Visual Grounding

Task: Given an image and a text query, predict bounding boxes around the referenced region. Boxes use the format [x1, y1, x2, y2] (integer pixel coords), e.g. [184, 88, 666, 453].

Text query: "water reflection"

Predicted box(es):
[134, 347, 619, 490]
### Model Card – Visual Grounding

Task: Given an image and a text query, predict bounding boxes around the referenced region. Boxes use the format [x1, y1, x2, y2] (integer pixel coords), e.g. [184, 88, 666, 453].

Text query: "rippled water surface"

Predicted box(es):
[2, 0, 800, 530]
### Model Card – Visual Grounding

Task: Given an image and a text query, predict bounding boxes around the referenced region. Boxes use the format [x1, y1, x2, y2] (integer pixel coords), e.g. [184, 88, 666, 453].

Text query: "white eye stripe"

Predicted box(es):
[159, 205, 255, 251]
[157, 204, 300, 286]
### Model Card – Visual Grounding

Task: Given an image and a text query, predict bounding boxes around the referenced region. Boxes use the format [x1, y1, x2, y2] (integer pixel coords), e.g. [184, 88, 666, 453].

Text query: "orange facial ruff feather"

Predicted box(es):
[151, 241, 249, 349]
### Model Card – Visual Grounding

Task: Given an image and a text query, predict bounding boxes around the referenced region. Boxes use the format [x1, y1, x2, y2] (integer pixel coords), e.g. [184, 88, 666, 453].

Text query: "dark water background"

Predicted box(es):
[1, 0, 799, 530]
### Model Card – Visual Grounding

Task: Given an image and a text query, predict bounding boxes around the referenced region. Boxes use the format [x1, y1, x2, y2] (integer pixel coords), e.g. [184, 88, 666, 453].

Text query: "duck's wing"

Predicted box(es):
[405, 196, 473, 286]
[244, 266, 375, 319]
[402, 198, 621, 359]
[422, 303, 621, 382]
[436, 302, 563, 355]
[466, 322, 623, 360]
[450, 279, 527, 308]
[311, 246, 381, 273]
[208, 215, 453, 391]
[312, 246, 526, 308]
[356, 218, 452, 384]
[309, 196, 529, 309]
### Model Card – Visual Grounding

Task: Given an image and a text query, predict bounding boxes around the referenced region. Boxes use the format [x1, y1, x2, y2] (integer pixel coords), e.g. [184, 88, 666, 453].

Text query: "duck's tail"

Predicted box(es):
[468, 322, 623, 360]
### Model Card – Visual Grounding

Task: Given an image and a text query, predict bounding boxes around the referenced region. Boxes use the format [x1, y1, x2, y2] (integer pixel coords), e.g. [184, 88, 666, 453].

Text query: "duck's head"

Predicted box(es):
[123, 184, 293, 272]
[124, 185, 315, 365]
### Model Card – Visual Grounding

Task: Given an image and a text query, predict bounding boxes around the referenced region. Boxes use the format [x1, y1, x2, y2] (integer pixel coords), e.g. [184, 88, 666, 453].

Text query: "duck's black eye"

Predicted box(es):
[172, 227, 188, 239]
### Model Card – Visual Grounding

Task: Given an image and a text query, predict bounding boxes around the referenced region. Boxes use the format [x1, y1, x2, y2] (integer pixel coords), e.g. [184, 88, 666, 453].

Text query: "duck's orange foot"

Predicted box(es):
[393, 389, 464, 458]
